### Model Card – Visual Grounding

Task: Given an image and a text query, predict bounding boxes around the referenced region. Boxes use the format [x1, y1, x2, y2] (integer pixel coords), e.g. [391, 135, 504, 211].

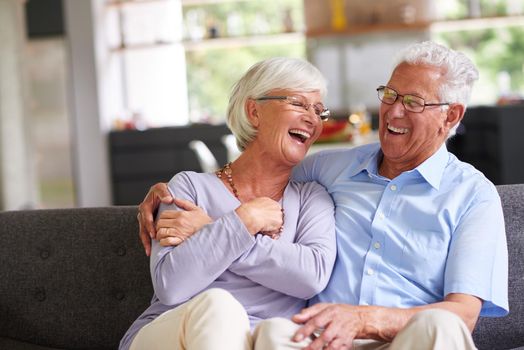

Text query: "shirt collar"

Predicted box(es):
[413, 143, 449, 190]
[351, 143, 381, 177]
[353, 143, 449, 189]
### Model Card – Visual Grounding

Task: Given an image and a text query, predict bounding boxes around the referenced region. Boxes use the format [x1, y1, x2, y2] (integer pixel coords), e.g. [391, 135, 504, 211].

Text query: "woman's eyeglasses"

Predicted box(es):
[256, 95, 330, 121]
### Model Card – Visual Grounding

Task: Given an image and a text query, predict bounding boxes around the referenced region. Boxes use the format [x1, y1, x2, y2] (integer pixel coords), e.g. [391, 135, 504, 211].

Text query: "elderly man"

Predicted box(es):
[137, 41, 508, 350]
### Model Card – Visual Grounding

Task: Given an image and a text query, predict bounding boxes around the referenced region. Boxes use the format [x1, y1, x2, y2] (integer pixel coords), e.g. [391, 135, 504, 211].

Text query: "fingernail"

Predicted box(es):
[173, 237, 182, 244]
[149, 231, 154, 238]
[294, 334, 304, 342]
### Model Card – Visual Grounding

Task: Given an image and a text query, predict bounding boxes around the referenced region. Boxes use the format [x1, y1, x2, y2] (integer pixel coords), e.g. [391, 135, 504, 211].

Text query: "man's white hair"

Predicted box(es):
[393, 41, 479, 137]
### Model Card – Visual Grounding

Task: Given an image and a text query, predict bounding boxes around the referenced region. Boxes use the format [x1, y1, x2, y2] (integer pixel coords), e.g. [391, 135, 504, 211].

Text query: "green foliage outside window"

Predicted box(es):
[435, 25, 524, 105]
[183, 0, 304, 124]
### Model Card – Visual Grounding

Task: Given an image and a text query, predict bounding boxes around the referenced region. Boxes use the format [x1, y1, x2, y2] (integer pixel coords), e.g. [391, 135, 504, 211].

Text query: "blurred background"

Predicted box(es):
[0, 0, 523, 210]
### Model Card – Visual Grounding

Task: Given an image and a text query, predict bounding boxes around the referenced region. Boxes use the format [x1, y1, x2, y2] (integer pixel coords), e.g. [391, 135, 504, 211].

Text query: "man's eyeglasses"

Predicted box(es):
[376, 85, 449, 113]
[256, 95, 330, 121]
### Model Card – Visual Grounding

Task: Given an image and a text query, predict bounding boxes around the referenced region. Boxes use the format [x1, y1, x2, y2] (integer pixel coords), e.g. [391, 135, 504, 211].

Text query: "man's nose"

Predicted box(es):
[388, 98, 406, 117]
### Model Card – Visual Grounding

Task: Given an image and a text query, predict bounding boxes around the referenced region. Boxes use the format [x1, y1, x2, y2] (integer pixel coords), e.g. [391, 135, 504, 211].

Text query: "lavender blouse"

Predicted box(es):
[119, 171, 336, 350]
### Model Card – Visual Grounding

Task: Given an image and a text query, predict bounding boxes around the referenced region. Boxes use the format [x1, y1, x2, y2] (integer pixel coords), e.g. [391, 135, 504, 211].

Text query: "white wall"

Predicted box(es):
[64, 0, 112, 206]
[0, 0, 39, 210]
[309, 30, 430, 114]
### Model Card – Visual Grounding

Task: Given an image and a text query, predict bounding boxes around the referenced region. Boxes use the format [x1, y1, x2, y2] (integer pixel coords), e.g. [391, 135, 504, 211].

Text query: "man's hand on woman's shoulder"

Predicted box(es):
[138, 182, 173, 256]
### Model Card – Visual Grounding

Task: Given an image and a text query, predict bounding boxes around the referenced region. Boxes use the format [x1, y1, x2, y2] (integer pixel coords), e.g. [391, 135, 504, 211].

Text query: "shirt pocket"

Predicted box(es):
[397, 229, 449, 290]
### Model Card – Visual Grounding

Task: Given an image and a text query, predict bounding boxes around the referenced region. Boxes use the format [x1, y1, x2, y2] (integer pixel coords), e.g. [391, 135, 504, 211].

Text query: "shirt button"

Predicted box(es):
[390, 185, 397, 191]
[367, 268, 374, 275]
[378, 212, 385, 220]
[373, 242, 381, 249]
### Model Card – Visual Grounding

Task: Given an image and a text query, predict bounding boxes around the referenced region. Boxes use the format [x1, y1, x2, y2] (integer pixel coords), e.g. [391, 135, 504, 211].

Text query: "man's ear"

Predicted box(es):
[445, 103, 465, 130]
[246, 99, 260, 128]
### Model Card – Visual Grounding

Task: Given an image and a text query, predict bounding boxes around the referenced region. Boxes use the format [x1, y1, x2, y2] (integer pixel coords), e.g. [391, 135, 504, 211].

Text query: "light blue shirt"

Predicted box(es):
[293, 142, 508, 317]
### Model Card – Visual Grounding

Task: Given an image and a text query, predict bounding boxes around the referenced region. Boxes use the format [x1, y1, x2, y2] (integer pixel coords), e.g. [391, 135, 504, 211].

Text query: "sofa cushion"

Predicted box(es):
[0, 206, 152, 350]
[473, 184, 524, 350]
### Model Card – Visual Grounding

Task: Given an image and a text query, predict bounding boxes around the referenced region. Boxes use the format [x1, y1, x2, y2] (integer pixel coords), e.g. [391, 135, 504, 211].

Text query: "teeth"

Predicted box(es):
[387, 124, 409, 134]
[289, 129, 311, 139]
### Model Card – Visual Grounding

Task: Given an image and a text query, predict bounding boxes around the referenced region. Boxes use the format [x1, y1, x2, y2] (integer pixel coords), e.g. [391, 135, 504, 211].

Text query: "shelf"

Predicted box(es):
[110, 41, 177, 52]
[305, 15, 524, 38]
[106, 0, 169, 8]
[107, 0, 257, 8]
[431, 15, 524, 32]
[305, 21, 432, 38]
[182, 0, 249, 5]
[109, 32, 304, 52]
[183, 32, 304, 51]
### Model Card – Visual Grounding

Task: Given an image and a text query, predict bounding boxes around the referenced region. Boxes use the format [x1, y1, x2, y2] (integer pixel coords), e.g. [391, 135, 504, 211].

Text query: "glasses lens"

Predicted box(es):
[403, 95, 425, 112]
[378, 87, 397, 104]
[312, 103, 326, 116]
[286, 96, 307, 109]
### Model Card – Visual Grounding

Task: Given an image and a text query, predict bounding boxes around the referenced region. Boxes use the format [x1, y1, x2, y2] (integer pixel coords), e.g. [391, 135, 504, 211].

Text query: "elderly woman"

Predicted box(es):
[119, 57, 336, 350]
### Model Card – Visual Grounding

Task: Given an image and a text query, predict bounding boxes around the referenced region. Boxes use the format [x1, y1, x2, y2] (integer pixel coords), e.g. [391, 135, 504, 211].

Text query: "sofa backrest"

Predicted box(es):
[0, 206, 151, 350]
[0, 185, 522, 350]
[473, 184, 524, 350]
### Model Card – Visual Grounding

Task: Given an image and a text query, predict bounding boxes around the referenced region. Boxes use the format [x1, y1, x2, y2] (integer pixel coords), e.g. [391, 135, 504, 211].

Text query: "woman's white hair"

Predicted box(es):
[392, 41, 479, 137]
[226, 57, 327, 151]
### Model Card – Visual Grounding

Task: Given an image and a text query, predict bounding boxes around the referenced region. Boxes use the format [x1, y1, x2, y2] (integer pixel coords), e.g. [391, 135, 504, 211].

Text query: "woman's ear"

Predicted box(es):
[246, 99, 260, 128]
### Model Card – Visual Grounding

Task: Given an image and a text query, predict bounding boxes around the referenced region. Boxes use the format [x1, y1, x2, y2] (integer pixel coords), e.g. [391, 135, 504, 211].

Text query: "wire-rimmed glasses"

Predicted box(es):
[376, 85, 449, 113]
[256, 95, 330, 121]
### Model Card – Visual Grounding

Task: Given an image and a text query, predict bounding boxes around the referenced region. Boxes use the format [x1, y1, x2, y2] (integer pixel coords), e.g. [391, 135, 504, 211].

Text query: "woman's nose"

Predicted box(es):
[302, 107, 319, 125]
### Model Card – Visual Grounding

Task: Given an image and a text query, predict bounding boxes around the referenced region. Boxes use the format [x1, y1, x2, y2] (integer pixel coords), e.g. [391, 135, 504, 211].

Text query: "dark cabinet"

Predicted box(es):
[109, 124, 231, 205]
[447, 105, 524, 185]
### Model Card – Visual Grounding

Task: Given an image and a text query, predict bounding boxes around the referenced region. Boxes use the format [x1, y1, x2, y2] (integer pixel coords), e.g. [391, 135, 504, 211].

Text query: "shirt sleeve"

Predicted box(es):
[444, 182, 509, 317]
[227, 182, 337, 299]
[291, 153, 320, 183]
[150, 172, 255, 306]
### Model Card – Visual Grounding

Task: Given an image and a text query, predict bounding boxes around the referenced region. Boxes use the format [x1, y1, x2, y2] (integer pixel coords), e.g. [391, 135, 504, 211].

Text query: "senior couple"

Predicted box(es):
[120, 41, 508, 350]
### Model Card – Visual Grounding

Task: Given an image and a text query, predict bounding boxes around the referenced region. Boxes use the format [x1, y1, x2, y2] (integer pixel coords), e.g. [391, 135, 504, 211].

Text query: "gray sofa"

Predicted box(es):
[0, 184, 523, 350]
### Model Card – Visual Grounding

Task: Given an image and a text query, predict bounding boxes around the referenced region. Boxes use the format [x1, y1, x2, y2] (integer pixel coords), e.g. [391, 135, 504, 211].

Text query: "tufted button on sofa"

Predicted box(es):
[0, 185, 523, 350]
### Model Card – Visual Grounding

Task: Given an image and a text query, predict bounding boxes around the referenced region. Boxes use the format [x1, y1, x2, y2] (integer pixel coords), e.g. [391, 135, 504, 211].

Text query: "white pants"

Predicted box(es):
[254, 309, 478, 350]
[129, 288, 311, 350]
[130, 289, 476, 350]
[130, 288, 252, 350]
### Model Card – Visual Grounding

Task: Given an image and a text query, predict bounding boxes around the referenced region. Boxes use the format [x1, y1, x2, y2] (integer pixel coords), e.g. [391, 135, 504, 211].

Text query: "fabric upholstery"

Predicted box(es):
[0, 207, 151, 350]
[473, 184, 524, 350]
[0, 185, 522, 349]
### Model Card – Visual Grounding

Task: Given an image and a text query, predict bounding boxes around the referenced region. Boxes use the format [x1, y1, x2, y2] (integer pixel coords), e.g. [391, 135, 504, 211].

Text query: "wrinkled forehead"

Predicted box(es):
[388, 62, 445, 97]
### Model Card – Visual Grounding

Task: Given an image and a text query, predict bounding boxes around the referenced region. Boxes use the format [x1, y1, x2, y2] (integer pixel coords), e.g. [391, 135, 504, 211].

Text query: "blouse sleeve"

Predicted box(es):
[150, 172, 255, 306]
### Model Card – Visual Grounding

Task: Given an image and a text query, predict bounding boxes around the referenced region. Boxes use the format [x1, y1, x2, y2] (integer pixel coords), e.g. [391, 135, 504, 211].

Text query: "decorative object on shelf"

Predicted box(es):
[282, 7, 294, 33]
[206, 15, 220, 38]
[185, 8, 206, 41]
[315, 119, 352, 144]
[329, 0, 347, 31]
[468, 0, 482, 18]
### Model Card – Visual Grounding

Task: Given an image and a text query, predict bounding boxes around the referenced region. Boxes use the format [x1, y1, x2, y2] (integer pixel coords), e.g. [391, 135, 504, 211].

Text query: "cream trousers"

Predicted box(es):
[129, 288, 311, 350]
[130, 289, 476, 350]
[254, 309, 478, 350]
